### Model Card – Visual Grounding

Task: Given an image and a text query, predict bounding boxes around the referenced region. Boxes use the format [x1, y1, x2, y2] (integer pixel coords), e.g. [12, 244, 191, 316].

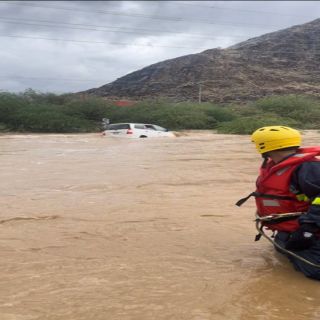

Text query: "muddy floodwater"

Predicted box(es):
[1, 131, 320, 320]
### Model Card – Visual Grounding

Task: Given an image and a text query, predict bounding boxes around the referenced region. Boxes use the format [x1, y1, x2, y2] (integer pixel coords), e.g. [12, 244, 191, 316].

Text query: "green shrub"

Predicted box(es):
[62, 98, 110, 121]
[0, 123, 8, 132]
[0, 92, 98, 132]
[1, 91, 319, 133]
[13, 108, 94, 132]
[102, 102, 235, 130]
[0, 92, 28, 123]
[217, 115, 298, 135]
[252, 95, 320, 128]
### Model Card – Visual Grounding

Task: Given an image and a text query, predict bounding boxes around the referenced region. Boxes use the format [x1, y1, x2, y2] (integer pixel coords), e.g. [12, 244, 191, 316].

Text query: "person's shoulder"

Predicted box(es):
[299, 160, 320, 168]
[295, 160, 320, 176]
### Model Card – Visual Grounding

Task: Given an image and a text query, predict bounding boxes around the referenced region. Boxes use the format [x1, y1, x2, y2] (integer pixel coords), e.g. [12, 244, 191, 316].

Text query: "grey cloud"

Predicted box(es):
[0, 1, 320, 93]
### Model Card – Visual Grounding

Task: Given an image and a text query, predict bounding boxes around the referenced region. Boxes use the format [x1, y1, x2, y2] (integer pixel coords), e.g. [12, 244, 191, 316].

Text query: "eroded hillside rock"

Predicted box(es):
[83, 19, 320, 103]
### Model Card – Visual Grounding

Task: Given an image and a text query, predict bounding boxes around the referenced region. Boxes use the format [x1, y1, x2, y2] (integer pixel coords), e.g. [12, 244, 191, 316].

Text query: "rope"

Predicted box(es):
[255, 219, 320, 268]
[255, 212, 304, 222]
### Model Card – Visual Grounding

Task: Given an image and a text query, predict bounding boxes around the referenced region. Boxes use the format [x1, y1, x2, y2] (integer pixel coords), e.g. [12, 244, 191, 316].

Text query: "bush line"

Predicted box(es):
[0, 90, 319, 134]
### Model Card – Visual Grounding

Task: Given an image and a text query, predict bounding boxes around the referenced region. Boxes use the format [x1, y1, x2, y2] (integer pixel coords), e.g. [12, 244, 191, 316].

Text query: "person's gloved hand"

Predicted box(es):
[285, 224, 318, 251]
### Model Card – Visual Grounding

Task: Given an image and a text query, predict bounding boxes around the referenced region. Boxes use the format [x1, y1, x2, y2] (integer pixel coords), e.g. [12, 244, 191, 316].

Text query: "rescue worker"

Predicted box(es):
[237, 126, 320, 280]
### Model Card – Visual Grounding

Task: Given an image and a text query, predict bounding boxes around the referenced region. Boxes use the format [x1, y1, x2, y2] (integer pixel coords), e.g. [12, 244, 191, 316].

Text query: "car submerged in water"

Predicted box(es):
[102, 123, 175, 138]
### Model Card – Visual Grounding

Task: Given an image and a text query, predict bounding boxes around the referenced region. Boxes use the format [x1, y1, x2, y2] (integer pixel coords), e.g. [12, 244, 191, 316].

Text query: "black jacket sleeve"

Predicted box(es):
[291, 161, 320, 227]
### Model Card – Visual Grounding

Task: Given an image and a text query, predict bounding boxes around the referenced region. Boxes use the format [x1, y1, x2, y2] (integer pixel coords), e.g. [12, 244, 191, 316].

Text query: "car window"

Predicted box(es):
[152, 125, 167, 132]
[144, 125, 156, 130]
[134, 124, 146, 129]
[106, 124, 130, 130]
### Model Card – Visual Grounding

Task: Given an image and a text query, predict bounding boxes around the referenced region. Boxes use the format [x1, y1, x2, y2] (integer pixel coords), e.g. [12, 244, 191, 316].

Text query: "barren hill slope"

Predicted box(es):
[84, 19, 320, 103]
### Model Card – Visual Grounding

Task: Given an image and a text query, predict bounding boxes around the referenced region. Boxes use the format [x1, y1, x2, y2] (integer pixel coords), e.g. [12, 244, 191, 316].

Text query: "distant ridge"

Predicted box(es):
[82, 19, 320, 103]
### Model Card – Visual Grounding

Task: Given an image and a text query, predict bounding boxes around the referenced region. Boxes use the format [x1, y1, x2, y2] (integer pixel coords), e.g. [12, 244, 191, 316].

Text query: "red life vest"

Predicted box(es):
[255, 147, 320, 232]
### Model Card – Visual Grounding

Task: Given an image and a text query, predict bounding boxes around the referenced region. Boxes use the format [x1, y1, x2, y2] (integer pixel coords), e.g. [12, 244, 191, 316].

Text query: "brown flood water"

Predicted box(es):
[1, 131, 320, 320]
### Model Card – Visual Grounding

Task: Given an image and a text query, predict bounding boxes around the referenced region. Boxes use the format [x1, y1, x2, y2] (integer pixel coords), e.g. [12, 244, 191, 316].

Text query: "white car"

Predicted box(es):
[102, 123, 175, 138]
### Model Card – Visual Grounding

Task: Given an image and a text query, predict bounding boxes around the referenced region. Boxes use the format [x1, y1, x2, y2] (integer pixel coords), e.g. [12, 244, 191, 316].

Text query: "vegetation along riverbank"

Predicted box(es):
[1, 90, 320, 134]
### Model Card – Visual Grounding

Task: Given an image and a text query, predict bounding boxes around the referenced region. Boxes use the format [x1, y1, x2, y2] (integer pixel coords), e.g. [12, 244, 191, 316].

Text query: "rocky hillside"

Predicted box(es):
[83, 19, 320, 103]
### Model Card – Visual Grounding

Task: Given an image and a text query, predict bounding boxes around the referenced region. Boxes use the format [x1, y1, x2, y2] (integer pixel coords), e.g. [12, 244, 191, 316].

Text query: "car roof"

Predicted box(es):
[110, 123, 155, 125]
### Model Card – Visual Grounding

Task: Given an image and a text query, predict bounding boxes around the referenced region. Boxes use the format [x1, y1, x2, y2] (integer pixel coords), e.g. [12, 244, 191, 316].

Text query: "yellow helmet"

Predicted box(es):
[251, 126, 301, 154]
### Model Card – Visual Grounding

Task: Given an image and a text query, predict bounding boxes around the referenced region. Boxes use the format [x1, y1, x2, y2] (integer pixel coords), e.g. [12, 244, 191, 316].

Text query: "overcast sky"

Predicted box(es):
[1, 1, 320, 93]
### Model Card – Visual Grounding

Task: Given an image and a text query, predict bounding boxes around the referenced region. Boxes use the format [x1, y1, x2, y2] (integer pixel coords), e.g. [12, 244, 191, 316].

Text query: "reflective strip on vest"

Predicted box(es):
[276, 166, 291, 176]
[312, 197, 320, 205]
[262, 199, 281, 207]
